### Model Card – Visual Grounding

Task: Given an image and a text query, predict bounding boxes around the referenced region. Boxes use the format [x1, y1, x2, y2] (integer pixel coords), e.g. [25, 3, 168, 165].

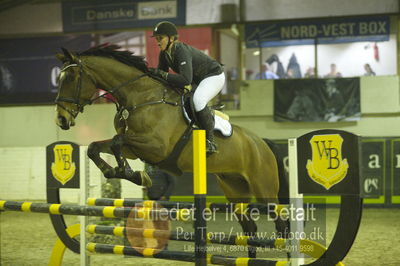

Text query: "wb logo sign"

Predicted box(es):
[51, 144, 76, 185]
[306, 134, 349, 190]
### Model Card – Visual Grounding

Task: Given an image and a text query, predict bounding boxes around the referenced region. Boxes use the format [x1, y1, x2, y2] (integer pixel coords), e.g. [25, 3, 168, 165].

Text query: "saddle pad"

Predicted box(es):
[182, 106, 233, 137]
[214, 113, 233, 137]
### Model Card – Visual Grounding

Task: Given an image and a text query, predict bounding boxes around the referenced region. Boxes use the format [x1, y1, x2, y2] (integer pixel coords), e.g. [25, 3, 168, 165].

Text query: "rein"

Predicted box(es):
[56, 60, 180, 118]
[122, 88, 179, 114]
[89, 73, 148, 109]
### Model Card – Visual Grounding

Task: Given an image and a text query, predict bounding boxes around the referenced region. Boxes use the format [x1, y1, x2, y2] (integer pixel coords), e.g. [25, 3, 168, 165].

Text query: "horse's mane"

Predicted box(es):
[78, 44, 149, 72]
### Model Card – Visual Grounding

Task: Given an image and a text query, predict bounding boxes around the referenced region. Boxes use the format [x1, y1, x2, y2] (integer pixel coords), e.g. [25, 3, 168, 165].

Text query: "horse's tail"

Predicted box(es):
[264, 138, 289, 204]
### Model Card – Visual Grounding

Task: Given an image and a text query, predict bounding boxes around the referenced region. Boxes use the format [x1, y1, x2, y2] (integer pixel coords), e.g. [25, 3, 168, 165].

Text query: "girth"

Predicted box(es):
[154, 122, 194, 176]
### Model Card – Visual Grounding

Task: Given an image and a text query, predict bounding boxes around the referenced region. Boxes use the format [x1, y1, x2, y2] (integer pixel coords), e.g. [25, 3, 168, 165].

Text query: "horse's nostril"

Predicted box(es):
[58, 115, 67, 125]
[57, 115, 70, 130]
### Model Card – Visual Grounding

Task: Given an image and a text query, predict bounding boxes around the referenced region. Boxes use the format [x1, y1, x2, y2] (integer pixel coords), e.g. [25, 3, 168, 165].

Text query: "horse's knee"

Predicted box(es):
[110, 134, 125, 151]
[112, 134, 125, 146]
[87, 142, 100, 159]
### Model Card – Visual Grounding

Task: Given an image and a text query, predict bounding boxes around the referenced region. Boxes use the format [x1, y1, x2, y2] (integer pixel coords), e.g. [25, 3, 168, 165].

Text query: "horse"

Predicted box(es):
[54, 45, 288, 257]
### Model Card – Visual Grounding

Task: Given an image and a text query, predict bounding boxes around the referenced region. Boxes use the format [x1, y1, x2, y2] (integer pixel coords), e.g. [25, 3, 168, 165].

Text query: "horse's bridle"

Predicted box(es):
[55, 62, 94, 118]
[55, 60, 148, 118]
[55, 59, 181, 120]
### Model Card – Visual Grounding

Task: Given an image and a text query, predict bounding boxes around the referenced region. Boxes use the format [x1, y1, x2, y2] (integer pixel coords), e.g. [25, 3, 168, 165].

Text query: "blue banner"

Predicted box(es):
[246, 16, 390, 48]
[0, 35, 91, 105]
[62, 0, 186, 33]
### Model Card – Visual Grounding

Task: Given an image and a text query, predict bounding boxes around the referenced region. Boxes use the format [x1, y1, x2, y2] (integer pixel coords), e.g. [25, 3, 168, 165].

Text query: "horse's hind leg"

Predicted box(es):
[237, 211, 258, 258]
[257, 197, 289, 238]
[248, 168, 289, 238]
[215, 174, 258, 258]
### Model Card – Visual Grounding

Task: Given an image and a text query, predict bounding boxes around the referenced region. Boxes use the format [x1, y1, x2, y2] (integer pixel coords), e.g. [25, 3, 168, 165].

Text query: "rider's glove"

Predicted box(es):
[149, 68, 168, 80]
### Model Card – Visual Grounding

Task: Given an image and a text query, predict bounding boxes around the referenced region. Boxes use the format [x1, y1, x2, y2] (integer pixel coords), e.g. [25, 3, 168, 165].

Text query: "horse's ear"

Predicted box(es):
[61, 47, 74, 62]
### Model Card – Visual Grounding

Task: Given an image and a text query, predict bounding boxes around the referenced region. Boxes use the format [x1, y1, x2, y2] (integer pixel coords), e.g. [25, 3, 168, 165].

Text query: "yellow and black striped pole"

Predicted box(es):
[0, 200, 132, 218]
[193, 130, 207, 266]
[86, 242, 288, 265]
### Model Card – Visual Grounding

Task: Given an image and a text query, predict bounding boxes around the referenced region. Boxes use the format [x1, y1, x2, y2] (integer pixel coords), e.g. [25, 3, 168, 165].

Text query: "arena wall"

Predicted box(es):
[0, 76, 397, 200]
[1, 76, 397, 147]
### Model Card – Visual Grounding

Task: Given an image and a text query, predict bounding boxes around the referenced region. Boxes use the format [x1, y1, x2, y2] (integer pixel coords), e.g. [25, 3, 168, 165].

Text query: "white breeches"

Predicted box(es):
[193, 72, 225, 112]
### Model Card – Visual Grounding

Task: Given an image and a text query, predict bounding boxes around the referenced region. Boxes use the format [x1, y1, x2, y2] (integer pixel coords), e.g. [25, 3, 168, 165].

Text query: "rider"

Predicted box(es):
[150, 21, 225, 154]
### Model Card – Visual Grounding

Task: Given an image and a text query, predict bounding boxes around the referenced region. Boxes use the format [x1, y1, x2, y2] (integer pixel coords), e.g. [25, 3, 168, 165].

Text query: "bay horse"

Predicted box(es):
[54, 45, 288, 257]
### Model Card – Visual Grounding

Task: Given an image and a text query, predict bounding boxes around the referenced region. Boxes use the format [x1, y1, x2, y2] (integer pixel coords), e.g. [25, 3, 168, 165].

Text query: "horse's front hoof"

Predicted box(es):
[104, 168, 116, 178]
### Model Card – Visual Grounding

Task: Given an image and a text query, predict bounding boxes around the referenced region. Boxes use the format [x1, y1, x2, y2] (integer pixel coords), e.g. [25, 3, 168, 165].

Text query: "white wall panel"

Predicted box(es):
[0, 147, 45, 200]
[0, 146, 143, 201]
[186, 0, 239, 25]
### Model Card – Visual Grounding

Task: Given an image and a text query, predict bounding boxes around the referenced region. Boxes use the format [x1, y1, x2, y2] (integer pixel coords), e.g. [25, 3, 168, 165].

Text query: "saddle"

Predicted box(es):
[147, 69, 233, 136]
[182, 92, 233, 137]
[154, 91, 232, 176]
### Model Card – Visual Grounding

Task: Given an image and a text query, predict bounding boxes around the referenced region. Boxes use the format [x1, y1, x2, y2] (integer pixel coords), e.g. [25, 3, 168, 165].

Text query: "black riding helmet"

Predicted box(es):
[152, 21, 178, 37]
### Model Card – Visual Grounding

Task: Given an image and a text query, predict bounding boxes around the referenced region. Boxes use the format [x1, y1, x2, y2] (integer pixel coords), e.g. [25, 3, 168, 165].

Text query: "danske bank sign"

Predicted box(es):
[82, 1, 176, 22]
[62, 0, 182, 32]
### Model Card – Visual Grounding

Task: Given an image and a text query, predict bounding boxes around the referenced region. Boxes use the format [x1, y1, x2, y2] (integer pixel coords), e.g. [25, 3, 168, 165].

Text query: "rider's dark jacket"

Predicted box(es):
[158, 42, 223, 89]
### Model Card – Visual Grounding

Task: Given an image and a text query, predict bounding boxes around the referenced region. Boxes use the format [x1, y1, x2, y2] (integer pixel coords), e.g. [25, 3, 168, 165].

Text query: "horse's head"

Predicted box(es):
[54, 48, 97, 130]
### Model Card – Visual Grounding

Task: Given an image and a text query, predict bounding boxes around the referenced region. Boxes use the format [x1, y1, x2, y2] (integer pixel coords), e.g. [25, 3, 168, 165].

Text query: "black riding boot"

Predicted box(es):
[197, 107, 218, 155]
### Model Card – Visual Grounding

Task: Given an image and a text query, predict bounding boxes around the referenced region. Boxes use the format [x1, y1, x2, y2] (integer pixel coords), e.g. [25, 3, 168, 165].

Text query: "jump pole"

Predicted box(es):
[193, 129, 207, 266]
[288, 138, 305, 266]
[79, 146, 89, 266]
